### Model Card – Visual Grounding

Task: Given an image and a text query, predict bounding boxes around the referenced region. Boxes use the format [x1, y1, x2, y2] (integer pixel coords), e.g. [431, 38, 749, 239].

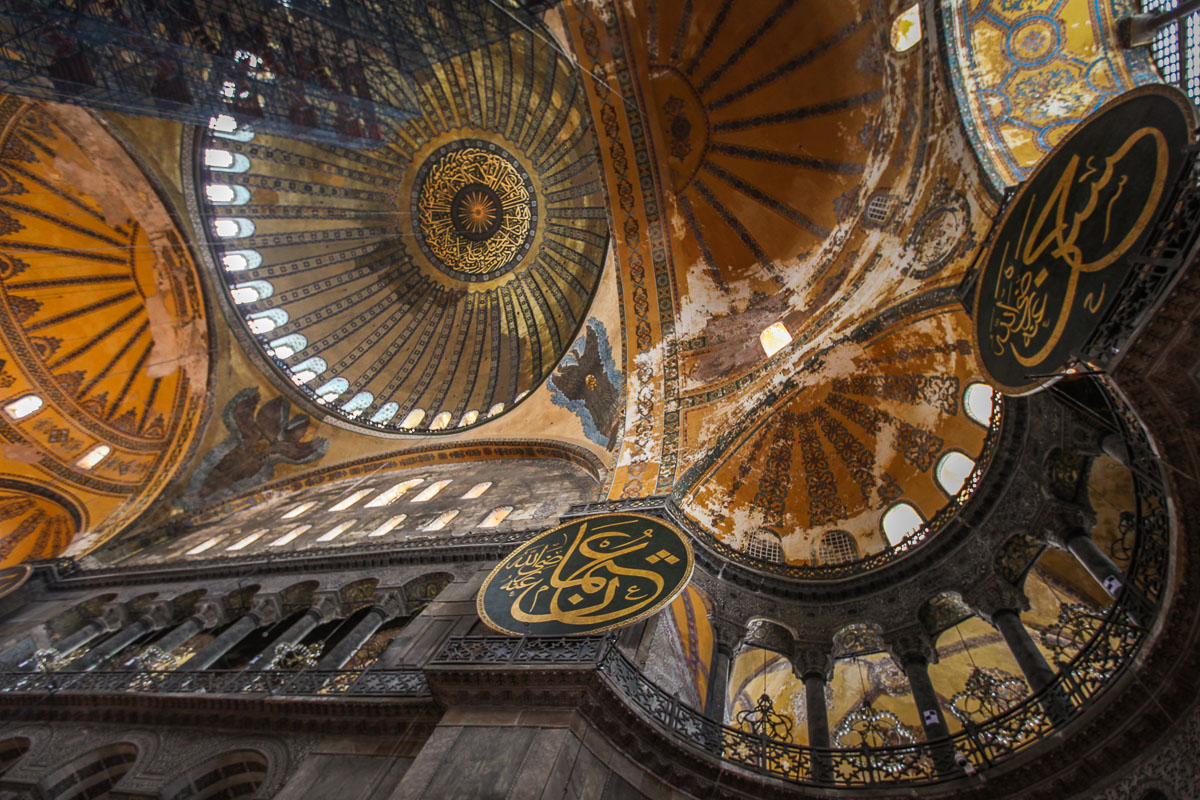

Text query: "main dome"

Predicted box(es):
[188, 26, 608, 434]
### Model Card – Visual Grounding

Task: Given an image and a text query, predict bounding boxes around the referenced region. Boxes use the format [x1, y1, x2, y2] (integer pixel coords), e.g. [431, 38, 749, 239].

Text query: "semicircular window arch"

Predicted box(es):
[882, 502, 925, 547]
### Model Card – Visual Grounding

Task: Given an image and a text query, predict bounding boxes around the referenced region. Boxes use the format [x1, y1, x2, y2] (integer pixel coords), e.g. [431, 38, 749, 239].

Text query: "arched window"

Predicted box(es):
[814, 530, 859, 565]
[40, 744, 138, 800]
[428, 411, 453, 430]
[213, 217, 255, 238]
[514, 390, 529, 403]
[412, 479, 451, 502]
[746, 529, 784, 563]
[423, 509, 459, 531]
[3, 394, 43, 420]
[462, 481, 492, 499]
[317, 520, 355, 541]
[368, 515, 407, 536]
[370, 402, 400, 425]
[268, 333, 307, 359]
[203, 148, 250, 172]
[759, 322, 792, 356]
[864, 192, 897, 225]
[963, 381, 996, 427]
[160, 750, 268, 800]
[890, 3, 922, 52]
[366, 479, 423, 507]
[882, 502, 924, 547]
[269, 524, 310, 546]
[230, 279, 272, 304]
[479, 506, 513, 528]
[399, 408, 426, 429]
[936, 451, 976, 496]
[186, 536, 222, 555]
[458, 409, 479, 426]
[247, 308, 288, 335]
[204, 183, 251, 205]
[281, 501, 315, 520]
[76, 444, 110, 470]
[226, 530, 266, 551]
[313, 377, 349, 404]
[487, 402, 504, 417]
[221, 249, 262, 272]
[330, 489, 371, 511]
[290, 357, 327, 385]
[209, 114, 255, 142]
[340, 391, 373, 417]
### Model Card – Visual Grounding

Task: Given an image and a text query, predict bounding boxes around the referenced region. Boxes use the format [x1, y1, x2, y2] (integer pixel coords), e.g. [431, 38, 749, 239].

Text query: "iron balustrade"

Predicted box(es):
[0, 666, 430, 698]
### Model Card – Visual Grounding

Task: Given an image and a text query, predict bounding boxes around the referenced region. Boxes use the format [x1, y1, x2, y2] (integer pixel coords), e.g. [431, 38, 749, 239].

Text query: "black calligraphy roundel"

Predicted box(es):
[973, 85, 1194, 394]
[477, 513, 694, 636]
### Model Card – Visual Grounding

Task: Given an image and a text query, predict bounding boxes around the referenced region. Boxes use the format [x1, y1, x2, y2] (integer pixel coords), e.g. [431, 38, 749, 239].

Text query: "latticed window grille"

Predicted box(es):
[1142, 0, 1200, 106]
[864, 193, 896, 226]
[815, 529, 859, 565]
[746, 530, 785, 563]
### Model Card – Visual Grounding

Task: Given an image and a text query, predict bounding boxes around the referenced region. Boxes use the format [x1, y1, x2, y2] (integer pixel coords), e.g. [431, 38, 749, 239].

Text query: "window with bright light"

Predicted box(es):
[459, 410, 479, 427]
[366, 479, 423, 507]
[221, 250, 261, 271]
[371, 402, 400, 425]
[890, 4, 922, 52]
[428, 411, 452, 430]
[479, 506, 513, 528]
[226, 530, 266, 551]
[267, 333, 306, 360]
[76, 445, 110, 470]
[3, 394, 42, 420]
[186, 536, 222, 555]
[882, 502, 924, 546]
[281, 501, 315, 520]
[330, 489, 372, 511]
[462, 482, 492, 499]
[214, 217, 254, 238]
[341, 392, 373, 418]
[205, 184, 250, 205]
[313, 377, 348, 405]
[936, 451, 976, 496]
[269, 525, 310, 547]
[230, 280, 272, 304]
[400, 409, 426, 429]
[203, 148, 250, 172]
[487, 403, 504, 418]
[760, 322, 792, 357]
[290, 358, 326, 385]
[412, 479, 451, 502]
[317, 520, 355, 542]
[247, 309, 287, 335]
[369, 515, 407, 536]
[963, 382, 996, 427]
[423, 509, 459, 531]
[1144, 0, 1200, 106]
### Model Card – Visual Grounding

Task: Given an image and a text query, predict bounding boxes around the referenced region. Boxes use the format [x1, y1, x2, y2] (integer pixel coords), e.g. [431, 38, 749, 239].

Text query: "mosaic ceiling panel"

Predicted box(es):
[941, 0, 1159, 187]
[190, 26, 608, 434]
[0, 97, 211, 561]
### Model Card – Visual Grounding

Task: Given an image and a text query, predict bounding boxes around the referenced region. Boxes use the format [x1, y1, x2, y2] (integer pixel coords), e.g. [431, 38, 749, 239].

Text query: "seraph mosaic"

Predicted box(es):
[547, 319, 624, 449]
[185, 387, 329, 503]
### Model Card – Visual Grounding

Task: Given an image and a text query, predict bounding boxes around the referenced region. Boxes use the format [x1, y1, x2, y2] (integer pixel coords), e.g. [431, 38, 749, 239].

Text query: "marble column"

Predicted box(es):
[152, 615, 207, 657]
[1064, 528, 1127, 598]
[703, 645, 731, 723]
[901, 652, 951, 743]
[804, 673, 832, 782]
[51, 620, 109, 658]
[69, 616, 156, 672]
[315, 606, 388, 670]
[177, 613, 264, 671]
[992, 608, 1071, 722]
[250, 609, 323, 670]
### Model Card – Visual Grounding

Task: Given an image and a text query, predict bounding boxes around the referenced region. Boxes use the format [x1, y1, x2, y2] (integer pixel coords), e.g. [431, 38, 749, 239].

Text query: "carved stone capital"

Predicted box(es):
[250, 594, 283, 626]
[883, 624, 938, 667]
[194, 599, 229, 629]
[964, 574, 1030, 623]
[311, 591, 345, 621]
[709, 614, 746, 655]
[791, 643, 833, 682]
[374, 590, 406, 618]
[1041, 503, 1099, 548]
[98, 602, 130, 632]
[143, 601, 175, 630]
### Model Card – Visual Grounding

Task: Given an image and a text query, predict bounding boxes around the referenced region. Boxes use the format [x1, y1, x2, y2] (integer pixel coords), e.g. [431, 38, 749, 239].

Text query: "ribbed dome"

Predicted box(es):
[190, 25, 608, 434]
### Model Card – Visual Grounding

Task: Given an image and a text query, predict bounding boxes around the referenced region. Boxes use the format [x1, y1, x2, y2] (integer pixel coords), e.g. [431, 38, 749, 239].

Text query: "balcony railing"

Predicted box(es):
[0, 666, 429, 698]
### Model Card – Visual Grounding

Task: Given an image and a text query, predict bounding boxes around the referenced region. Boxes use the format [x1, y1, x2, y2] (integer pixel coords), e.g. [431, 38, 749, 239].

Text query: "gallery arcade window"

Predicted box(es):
[963, 382, 996, 427]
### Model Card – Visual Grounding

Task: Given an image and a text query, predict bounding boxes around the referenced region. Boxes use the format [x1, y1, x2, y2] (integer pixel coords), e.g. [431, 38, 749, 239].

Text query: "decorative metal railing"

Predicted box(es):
[431, 635, 608, 665]
[568, 397, 1007, 581]
[0, 666, 430, 698]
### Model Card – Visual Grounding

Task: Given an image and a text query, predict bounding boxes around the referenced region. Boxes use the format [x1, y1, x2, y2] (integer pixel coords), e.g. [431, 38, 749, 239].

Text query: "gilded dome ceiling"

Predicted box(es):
[189, 26, 608, 434]
[0, 97, 211, 563]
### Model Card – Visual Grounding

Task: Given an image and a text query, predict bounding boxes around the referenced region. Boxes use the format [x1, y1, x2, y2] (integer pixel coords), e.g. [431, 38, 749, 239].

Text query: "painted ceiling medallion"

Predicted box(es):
[414, 141, 535, 278]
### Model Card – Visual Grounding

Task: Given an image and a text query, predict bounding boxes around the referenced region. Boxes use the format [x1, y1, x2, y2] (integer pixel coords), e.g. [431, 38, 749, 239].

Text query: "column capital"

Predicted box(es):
[883, 624, 938, 668]
[374, 590, 406, 618]
[311, 591, 346, 621]
[791, 643, 833, 682]
[97, 602, 130, 632]
[250, 594, 284, 626]
[709, 614, 746, 656]
[142, 601, 174, 630]
[193, 599, 229, 629]
[964, 574, 1029, 623]
[1041, 503, 1098, 547]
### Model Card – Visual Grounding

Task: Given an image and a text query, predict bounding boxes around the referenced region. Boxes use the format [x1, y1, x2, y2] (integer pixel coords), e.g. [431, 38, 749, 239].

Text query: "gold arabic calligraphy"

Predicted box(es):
[501, 520, 670, 627]
[988, 126, 1167, 367]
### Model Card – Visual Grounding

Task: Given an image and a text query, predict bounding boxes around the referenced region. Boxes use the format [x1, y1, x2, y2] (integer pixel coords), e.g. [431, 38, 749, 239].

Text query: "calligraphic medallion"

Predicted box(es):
[414, 139, 536, 280]
[972, 86, 1194, 394]
[477, 513, 694, 636]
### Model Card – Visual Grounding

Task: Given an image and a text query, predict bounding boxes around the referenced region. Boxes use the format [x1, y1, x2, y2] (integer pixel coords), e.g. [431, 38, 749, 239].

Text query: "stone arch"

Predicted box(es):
[994, 531, 1047, 586]
[157, 749, 269, 800]
[279, 580, 319, 615]
[338, 578, 379, 613]
[44, 592, 118, 640]
[401, 571, 453, 612]
[918, 590, 974, 639]
[38, 742, 139, 800]
[831, 621, 887, 659]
